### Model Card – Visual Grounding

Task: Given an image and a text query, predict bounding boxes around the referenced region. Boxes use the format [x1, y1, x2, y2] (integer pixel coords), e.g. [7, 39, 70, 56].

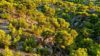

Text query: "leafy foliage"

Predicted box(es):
[0, 0, 99, 56]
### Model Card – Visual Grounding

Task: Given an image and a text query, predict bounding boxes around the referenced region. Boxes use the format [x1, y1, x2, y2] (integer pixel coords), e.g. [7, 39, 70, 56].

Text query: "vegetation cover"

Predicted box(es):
[0, 0, 99, 56]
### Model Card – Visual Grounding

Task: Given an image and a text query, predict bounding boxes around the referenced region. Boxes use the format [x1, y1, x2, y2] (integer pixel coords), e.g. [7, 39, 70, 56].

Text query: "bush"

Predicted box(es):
[0, 13, 10, 19]
[70, 48, 88, 56]
[22, 37, 37, 52]
[3, 47, 13, 56]
[55, 29, 77, 47]
[0, 30, 11, 46]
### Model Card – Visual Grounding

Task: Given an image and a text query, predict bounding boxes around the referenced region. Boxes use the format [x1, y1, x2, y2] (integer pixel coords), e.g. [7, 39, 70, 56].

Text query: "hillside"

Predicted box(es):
[0, 0, 100, 56]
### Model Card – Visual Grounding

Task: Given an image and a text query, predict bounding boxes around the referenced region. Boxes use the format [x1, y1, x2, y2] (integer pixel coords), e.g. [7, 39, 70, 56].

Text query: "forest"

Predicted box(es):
[0, 0, 100, 56]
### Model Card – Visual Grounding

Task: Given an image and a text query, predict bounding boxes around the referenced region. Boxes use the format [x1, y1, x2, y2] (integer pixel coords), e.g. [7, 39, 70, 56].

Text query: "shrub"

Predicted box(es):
[55, 29, 77, 47]
[70, 48, 88, 56]
[19, 18, 29, 28]
[0, 13, 10, 19]
[97, 50, 100, 56]
[22, 37, 37, 52]
[0, 30, 11, 46]
[3, 47, 13, 56]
